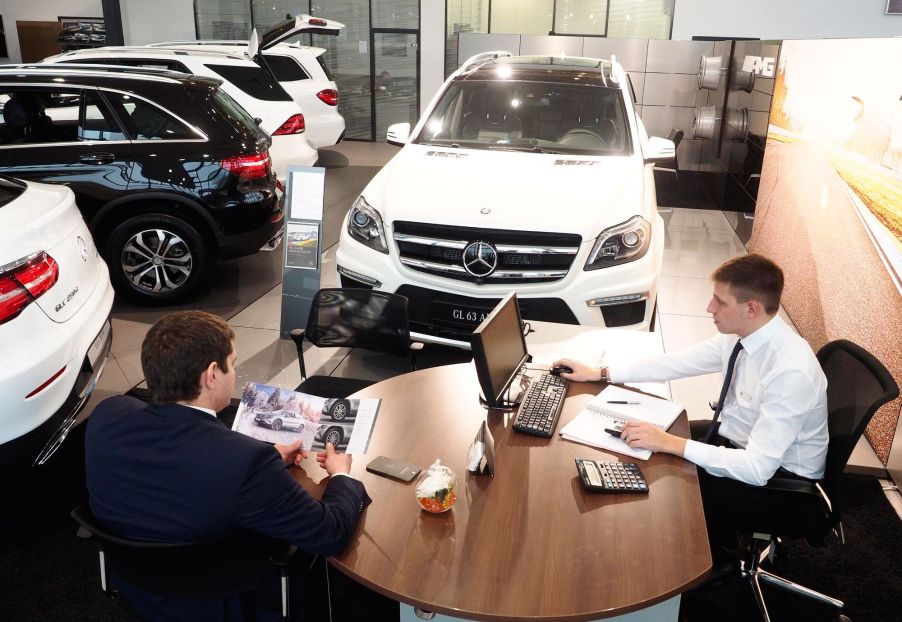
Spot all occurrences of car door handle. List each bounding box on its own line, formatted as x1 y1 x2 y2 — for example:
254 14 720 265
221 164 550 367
79 152 115 164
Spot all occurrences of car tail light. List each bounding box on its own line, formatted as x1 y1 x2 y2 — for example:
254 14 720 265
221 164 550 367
308 17 327 26
273 114 305 135
317 89 339 106
0 252 60 325
220 152 272 179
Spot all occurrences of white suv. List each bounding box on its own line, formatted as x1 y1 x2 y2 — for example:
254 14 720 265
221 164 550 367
42 46 316 181
152 14 346 149
336 53 674 346
0 176 114 467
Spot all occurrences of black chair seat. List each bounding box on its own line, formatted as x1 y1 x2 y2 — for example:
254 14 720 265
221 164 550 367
731 339 899 621
290 288 420 400
295 376 376 399
71 504 295 618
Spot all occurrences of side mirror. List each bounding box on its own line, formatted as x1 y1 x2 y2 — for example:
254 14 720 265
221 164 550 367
643 136 675 164
386 122 410 147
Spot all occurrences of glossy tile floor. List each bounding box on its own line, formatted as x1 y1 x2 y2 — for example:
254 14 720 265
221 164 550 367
83 141 893 506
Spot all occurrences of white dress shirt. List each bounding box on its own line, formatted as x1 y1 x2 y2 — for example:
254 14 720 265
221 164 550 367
609 315 828 485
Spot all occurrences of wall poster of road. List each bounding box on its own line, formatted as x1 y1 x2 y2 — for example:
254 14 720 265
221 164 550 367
750 39 902 463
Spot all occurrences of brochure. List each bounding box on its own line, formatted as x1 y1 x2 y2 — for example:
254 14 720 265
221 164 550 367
231 382 381 454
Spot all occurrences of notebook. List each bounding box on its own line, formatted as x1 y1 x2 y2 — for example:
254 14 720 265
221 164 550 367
559 385 684 460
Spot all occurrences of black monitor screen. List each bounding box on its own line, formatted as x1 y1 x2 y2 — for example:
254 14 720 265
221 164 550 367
471 292 529 408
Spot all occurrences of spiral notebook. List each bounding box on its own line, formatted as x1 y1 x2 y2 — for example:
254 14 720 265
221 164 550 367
559 385 684 460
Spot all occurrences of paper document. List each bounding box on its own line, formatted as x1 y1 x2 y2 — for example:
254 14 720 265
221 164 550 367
559 386 684 460
232 382 381 454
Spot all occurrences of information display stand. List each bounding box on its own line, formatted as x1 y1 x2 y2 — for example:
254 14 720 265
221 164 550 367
280 166 325 339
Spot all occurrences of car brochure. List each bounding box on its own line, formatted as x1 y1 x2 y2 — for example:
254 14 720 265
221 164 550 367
559 385 683 460
231 382 381 454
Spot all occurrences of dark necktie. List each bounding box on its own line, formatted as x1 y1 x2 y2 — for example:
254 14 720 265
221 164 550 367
702 340 744 443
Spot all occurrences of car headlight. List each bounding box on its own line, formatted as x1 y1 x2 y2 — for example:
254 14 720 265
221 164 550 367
347 195 388 254
584 215 651 270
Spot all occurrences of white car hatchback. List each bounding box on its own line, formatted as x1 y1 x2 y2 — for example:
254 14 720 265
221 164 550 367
0 177 114 467
152 14 346 149
336 53 674 346
42 45 316 181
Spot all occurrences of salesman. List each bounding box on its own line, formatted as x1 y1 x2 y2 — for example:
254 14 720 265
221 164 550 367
556 254 828 548
85 310 370 621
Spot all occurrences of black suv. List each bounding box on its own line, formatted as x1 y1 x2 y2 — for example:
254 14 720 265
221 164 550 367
0 64 282 303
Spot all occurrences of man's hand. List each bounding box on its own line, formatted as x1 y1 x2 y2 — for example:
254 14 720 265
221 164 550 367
620 421 687 457
275 440 308 466
553 358 602 383
317 442 352 476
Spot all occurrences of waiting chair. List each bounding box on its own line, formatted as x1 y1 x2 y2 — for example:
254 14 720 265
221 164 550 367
71 504 296 620
737 339 898 622
290 288 422 399
654 129 683 191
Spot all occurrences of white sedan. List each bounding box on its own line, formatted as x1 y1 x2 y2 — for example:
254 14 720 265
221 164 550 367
0 177 114 467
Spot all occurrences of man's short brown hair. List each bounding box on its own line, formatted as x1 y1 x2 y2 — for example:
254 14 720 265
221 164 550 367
711 254 784 315
141 311 235 404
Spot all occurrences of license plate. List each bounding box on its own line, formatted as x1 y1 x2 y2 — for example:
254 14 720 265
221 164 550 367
433 302 493 327
87 319 111 369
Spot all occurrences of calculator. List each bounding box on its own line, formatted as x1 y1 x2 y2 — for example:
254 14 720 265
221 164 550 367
575 459 648 493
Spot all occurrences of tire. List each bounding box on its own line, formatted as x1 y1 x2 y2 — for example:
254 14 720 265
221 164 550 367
323 427 343 446
105 214 208 304
271 419 282 431
328 399 351 421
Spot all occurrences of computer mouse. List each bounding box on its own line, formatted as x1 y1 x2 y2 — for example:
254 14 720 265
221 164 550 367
550 365 573 376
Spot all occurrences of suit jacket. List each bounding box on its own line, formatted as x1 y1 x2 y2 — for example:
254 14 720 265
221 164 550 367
85 395 370 621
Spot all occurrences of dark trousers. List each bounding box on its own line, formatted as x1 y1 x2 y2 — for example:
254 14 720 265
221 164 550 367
688 420 820 553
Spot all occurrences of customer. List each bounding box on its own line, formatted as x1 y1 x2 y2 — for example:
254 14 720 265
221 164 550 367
85 310 370 621
556 254 828 547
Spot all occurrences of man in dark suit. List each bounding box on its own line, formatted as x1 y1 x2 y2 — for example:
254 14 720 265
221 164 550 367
85 310 370 621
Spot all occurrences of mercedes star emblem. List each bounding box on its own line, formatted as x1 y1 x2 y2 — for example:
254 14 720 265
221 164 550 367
76 236 88 262
462 241 498 278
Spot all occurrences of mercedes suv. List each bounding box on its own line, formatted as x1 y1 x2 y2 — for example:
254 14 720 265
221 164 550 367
335 53 674 346
0 65 282 303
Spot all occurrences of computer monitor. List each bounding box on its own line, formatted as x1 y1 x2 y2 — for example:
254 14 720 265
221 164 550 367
471 292 529 409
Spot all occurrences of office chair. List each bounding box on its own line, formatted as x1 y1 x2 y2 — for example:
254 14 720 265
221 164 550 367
290 288 422 399
71 504 296 620
737 339 898 622
654 129 683 191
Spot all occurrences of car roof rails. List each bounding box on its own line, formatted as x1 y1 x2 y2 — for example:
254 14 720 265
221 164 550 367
458 50 512 75
609 54 626 86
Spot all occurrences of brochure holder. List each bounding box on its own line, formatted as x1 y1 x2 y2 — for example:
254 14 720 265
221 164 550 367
280 166 325 339
467 420 495 476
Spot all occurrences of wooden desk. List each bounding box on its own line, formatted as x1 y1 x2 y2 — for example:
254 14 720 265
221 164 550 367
294 364 711 621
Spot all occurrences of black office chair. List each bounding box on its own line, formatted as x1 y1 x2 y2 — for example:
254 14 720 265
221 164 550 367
290 288 422 399
654 129 684 191
71 504 296 620
736 339 898 622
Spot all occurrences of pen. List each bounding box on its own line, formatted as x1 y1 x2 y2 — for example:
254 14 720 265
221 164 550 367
606 400 640 404
604 428 623 438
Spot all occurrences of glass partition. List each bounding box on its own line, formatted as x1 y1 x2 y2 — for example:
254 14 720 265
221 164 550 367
554 0 608 35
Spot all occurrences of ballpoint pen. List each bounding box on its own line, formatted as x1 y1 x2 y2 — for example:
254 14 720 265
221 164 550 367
606 400 640 404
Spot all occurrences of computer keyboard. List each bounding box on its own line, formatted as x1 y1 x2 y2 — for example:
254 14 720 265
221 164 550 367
513 371 567 437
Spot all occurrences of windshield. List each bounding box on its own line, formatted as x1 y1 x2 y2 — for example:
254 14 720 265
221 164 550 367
413 80 631 155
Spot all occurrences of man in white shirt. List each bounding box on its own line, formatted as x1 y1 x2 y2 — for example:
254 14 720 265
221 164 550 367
556 254 828 547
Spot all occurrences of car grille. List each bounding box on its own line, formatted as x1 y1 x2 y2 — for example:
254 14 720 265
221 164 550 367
392 221 581 284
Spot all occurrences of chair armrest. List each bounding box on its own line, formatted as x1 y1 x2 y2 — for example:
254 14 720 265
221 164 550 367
289 329 308 379
761 477 819 495
269 544 297 568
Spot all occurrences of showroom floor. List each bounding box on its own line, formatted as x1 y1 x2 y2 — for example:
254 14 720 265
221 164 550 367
82 140 899 516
